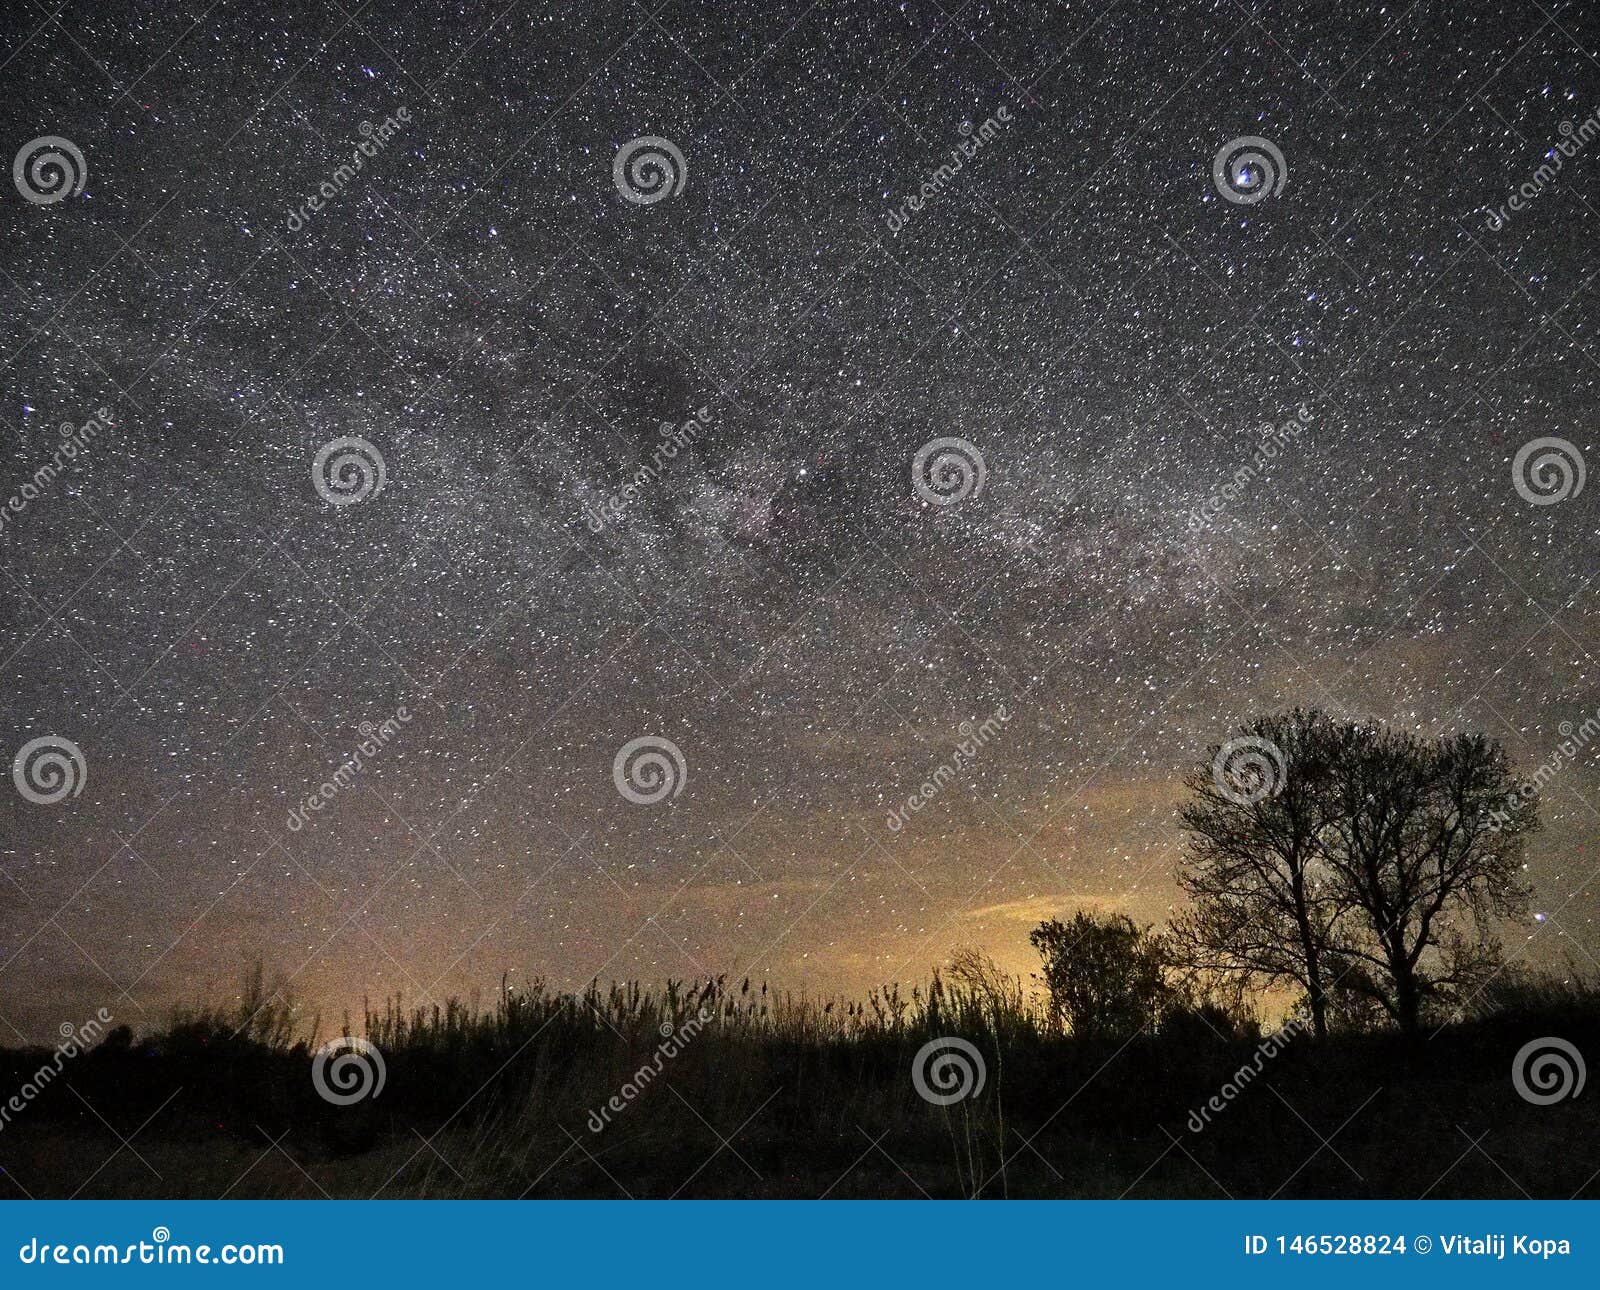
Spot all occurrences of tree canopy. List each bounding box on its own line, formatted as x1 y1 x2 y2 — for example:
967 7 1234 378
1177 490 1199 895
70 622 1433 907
1169 708 1536 1036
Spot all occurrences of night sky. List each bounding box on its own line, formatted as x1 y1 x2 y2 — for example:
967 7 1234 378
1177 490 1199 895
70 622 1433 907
3 0 1599 1041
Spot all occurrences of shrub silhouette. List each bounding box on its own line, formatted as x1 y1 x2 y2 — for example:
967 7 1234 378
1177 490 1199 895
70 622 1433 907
1028 912 1171 1041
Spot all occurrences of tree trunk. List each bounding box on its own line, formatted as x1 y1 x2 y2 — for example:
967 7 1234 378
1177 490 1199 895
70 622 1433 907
1306 964 1328 1039
1394 965 1421 1038
1292 885 1328 1040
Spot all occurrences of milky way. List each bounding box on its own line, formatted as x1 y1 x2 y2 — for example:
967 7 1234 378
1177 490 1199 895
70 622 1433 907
2 0 1598 1038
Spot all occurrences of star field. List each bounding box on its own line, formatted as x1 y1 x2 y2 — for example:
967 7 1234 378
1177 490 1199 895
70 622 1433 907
2 0 1599 1038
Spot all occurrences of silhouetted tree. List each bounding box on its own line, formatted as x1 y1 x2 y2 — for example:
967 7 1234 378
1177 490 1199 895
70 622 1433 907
1173 710 1536 1038
1029 911 1169 1041
1172 708 1349 1038
1316 726 1534 1035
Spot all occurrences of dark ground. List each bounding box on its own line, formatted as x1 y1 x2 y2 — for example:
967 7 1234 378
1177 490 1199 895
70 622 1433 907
1 979 1594 1199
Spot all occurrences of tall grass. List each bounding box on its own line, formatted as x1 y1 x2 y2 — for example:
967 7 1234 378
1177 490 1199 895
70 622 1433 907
2 963 1595 1198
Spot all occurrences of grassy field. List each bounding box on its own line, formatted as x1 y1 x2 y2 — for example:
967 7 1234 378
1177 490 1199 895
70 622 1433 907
1 971 1595 1199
